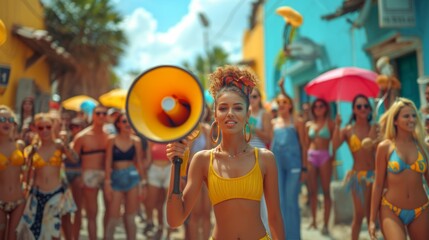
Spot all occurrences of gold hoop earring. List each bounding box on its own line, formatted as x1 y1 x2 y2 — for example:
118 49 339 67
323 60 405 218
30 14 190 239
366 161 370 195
243 122 251 143
210 121 220 144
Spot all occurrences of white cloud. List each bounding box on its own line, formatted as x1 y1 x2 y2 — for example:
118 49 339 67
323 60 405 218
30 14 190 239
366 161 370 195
117 0 254 89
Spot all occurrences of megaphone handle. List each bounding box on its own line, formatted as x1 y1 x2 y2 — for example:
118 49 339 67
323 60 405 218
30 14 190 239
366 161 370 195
172 156 183 194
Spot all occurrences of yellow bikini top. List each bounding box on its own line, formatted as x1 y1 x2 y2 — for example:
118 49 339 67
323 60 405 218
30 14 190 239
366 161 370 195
32 149 63 168
0 149 25 170
207 147 263 206
348 134 362 153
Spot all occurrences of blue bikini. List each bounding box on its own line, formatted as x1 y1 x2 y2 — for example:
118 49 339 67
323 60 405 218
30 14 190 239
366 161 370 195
308 122 331 140
382 147 428 225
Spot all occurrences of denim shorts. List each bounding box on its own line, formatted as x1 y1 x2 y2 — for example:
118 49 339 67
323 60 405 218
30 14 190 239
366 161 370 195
65 169 81 184
111 165 140 192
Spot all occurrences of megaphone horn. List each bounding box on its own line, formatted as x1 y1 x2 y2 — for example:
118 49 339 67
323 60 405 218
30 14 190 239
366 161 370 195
126 65 204 143
126 65 204 194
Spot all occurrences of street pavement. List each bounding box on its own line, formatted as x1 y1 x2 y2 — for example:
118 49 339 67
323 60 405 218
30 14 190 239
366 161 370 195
77 189 381 240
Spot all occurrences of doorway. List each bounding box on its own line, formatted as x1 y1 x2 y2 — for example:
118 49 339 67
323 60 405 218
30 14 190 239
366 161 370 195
392 51 420 108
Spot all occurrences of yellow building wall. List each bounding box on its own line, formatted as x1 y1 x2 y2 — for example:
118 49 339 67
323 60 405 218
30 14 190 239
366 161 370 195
0 0 50 109
242 6 265 101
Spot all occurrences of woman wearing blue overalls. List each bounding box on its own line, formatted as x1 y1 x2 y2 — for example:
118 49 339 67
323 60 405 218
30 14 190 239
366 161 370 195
270 79 307 240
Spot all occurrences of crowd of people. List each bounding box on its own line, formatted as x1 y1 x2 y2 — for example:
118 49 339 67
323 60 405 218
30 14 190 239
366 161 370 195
0 64 428 240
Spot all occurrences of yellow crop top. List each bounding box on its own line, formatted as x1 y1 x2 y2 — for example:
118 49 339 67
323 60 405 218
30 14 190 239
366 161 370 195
32 150 63 168
0 149 25 171
207 147 263 206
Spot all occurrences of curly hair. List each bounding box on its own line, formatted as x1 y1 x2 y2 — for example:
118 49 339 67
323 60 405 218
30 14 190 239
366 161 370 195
208 65 258 108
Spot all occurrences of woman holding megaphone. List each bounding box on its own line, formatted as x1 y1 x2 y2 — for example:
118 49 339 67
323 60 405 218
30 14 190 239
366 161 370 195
166 65 284 239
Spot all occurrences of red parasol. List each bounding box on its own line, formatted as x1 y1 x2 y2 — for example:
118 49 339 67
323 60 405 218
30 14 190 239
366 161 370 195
304 67 379 102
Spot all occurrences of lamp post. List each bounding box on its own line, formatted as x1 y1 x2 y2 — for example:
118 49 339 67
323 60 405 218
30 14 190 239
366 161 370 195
198 12 211 88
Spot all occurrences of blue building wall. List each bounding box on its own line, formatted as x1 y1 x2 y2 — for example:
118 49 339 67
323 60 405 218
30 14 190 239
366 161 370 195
262 0 428 179
264 0 372 99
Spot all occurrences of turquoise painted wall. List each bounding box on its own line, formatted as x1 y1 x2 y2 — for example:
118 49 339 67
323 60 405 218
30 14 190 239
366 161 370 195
263 0 428 179
264 0 372 99
264 0 373 179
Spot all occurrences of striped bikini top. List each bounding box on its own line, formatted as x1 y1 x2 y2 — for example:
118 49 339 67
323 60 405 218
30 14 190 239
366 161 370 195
207 147 263 206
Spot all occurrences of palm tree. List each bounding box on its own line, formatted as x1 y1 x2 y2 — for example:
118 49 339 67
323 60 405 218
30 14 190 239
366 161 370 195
44 0 127 99
182 45 230 89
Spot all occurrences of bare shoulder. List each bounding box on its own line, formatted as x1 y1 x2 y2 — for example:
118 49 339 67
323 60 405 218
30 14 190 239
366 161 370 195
106 137 115 145
378 139 392 150
262 110 271 118
192 149 212 162
131 135 141 143
258 147 273 155
342 124 353 135
189 149 212 170
258 148 275 162
74 126 92 139
257 148 276 175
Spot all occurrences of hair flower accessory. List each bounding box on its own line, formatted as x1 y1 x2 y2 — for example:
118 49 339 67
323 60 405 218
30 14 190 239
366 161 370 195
223 75 256 96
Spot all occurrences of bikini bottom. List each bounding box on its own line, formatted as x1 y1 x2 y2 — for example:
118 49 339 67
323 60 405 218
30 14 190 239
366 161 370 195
343 170 374 203
0 198 25 213
382 196 429 225
308 149 330 168
210 232 271 240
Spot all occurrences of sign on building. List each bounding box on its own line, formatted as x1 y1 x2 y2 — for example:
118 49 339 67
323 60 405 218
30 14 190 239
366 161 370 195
0 64 11 95
378 0 416 28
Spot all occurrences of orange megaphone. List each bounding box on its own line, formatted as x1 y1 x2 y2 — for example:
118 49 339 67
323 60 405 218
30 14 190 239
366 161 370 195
126 65 204 143
126 66 204 194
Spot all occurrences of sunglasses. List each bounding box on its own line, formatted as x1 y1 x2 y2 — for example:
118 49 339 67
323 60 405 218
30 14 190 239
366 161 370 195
0 117 15 123
356 104 370 110
70 124 83 130
313 104 325 109
277 99 290 105
250 95 259 99
37 125 52 131
95 111 107 116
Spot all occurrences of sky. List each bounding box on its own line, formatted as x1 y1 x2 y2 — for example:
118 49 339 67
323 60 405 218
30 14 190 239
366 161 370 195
112 0 255 89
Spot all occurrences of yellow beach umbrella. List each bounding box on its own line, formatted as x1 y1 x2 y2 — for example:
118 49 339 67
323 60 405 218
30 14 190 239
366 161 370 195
99 88 127 110
62 95 98 112
0 19 7 46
